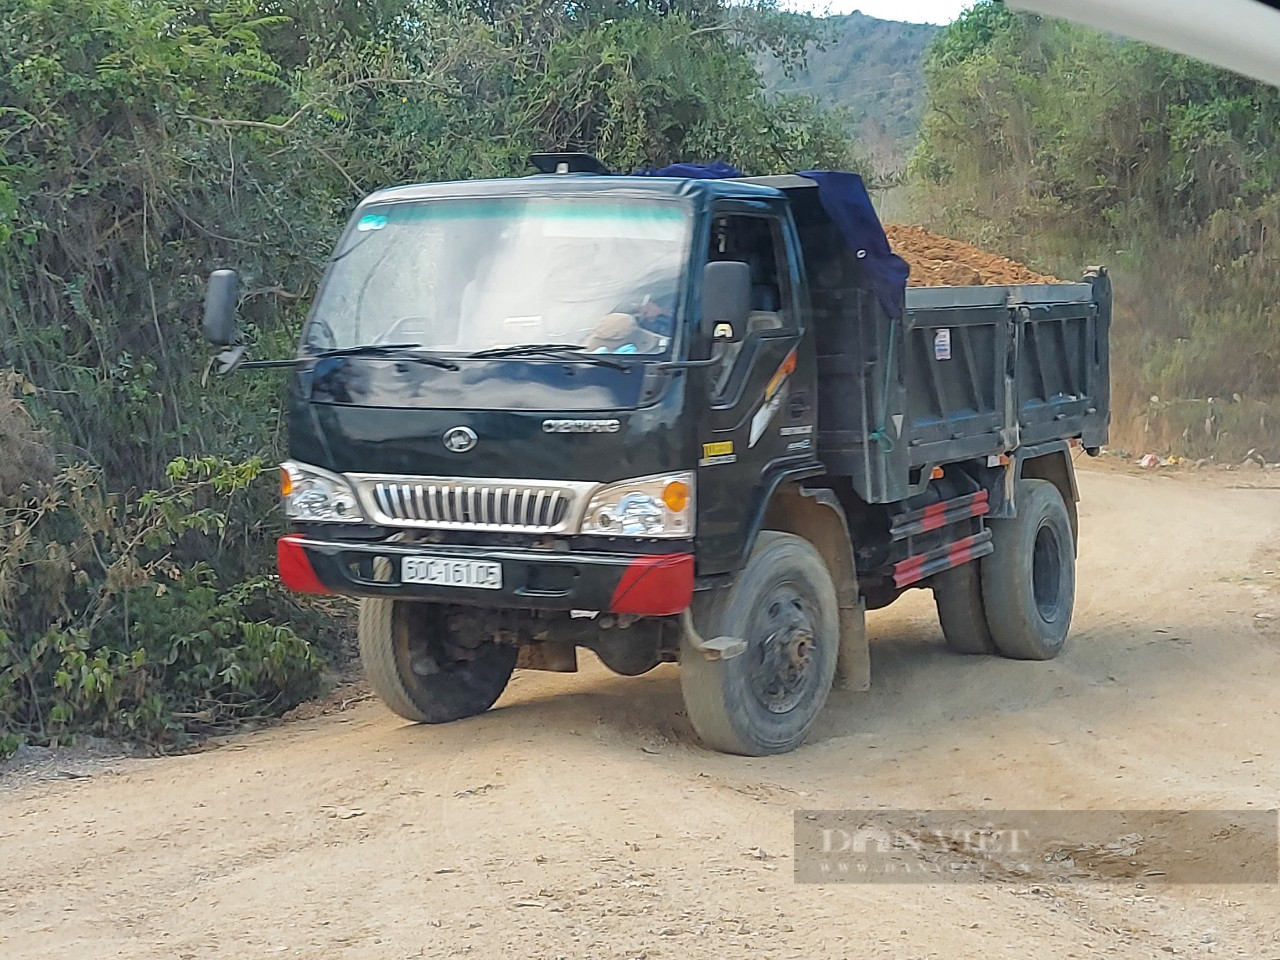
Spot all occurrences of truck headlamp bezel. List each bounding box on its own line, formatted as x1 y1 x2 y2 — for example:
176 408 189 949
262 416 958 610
281 461 365 524
580 472 695 539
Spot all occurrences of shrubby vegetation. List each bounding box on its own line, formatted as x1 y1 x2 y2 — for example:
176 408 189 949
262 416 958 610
911 1 1280 458
0 436 328 753
0 0 855 751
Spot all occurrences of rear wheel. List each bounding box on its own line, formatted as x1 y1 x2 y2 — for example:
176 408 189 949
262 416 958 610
932 562 997 655
359 598 517 723
679 532 839 756
980 479 1075 660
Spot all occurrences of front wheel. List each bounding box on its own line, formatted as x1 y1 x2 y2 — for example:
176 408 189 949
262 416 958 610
679 532 839 756
359 599 517 723
980 479 1076 660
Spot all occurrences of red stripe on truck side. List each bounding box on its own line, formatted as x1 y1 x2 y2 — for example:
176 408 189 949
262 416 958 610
916 489 990 533
893 532 989 589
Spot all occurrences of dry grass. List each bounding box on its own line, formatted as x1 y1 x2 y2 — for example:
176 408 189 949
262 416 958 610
0 371 56 499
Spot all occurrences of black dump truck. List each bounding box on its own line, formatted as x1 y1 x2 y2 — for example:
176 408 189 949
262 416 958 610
202 153 1111 756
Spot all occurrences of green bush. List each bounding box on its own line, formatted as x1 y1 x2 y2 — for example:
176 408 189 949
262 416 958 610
0 450 328 752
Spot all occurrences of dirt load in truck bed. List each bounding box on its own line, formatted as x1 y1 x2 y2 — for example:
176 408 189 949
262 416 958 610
885 223 1061 286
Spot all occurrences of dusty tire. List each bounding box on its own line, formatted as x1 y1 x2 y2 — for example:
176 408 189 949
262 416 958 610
980 479 1075 660
932 562 997 655
679 532 839 756
359 598 516 723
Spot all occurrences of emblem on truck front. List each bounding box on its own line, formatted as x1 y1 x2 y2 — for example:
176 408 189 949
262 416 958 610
442 426 478 452
541 419 622 433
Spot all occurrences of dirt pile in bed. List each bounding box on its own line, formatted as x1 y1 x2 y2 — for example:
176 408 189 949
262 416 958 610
885 224 1061 286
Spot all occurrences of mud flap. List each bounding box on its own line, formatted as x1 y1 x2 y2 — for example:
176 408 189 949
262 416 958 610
833 596 870 692
679 609 748 661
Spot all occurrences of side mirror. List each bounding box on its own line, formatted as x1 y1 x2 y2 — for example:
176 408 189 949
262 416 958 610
701 260 750 344
203 269 240 346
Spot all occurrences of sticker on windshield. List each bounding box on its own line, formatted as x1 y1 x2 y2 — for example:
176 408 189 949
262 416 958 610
356 214 388 232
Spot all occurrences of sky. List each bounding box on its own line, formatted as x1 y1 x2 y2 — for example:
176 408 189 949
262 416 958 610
780 0 973 24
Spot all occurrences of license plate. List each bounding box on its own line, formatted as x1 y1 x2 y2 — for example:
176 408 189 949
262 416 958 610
401 556 503 590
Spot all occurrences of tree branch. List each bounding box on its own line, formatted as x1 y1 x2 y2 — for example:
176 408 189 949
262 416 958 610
243 284 310 301
178 106 310 133
314 144 363 195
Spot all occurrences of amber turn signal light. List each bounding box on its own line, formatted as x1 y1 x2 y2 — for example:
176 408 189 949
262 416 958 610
662 480 690 513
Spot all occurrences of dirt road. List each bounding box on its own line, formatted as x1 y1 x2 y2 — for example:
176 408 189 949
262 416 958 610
4 465 1280 959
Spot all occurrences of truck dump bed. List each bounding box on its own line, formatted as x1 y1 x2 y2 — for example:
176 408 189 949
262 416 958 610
764 175 1111 505
902 280 1108 461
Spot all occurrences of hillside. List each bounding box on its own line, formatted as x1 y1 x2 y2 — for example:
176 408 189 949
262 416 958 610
759 12 939 170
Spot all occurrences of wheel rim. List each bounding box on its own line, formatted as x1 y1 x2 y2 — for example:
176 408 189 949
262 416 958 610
747 581 820 714
1031 521 1065 622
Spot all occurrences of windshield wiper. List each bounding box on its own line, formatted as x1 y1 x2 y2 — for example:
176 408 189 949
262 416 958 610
467 343 628 370
325 230 375 265
469 343 589 357
307 343 460 370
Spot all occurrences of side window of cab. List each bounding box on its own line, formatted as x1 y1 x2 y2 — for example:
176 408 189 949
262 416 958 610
708 212 795 397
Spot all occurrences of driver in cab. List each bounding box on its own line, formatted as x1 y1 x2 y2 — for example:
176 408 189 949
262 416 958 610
586 289 676 355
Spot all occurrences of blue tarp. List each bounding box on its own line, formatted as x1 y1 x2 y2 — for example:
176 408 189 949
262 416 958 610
632 160 745 180
632 162 909 318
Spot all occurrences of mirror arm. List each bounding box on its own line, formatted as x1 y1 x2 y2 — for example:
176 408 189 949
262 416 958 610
212 345 299 376
652 340 731 371
240 359 304 369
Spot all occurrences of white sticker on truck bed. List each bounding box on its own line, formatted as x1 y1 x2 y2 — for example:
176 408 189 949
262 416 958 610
934 328 952 361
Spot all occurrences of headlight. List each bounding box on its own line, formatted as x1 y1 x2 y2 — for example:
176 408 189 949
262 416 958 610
281 461 364 523
581 473 694 538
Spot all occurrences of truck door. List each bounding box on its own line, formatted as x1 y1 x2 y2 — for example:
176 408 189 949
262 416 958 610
696 203 818 574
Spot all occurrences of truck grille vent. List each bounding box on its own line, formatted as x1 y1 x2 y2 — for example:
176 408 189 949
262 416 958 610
355 478 587 533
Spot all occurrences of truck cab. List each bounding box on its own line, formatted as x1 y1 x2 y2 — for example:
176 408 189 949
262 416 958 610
203 154 1111 756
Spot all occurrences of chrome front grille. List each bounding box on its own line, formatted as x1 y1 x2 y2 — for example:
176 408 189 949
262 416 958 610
350 475 597 533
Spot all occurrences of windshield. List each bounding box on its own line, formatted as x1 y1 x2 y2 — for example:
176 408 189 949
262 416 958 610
305 196 691 357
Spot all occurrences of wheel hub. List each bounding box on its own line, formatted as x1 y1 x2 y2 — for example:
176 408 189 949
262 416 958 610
750 586 819 714
787 631 813 668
